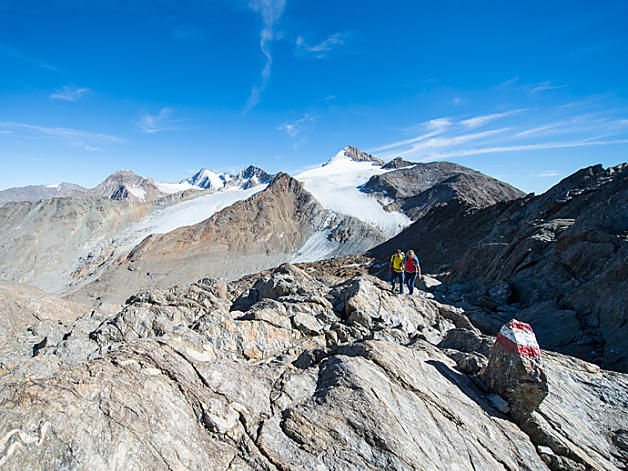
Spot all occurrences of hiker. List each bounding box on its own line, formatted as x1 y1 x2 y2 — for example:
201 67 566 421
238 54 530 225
403 249 421 295
388 248 405 293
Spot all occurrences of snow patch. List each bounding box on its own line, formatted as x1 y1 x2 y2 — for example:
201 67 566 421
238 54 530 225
291 230 340 264
46 184 60 189
119 184 267 249
154 181 199 194
127 186 146 202
296 150 411 237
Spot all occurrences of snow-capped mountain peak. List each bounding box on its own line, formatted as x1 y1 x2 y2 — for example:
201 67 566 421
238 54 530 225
184 168 231 190
296 147 411 237
325 146 384 166
229 166 273 190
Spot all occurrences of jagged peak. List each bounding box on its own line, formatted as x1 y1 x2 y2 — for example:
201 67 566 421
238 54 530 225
381 157 415 170
264 171 309 195
109 170 140 178
324 146 384 166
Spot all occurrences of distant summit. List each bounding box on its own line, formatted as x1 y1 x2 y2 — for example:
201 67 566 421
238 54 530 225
230 165 273 190
0 182 89 206
381 157 414 169
325 146 384 166
93 170 163 203
185 169 231 190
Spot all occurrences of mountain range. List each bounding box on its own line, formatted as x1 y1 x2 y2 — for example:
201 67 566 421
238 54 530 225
0 165 274 206
0 146 523 304
0 145 627 471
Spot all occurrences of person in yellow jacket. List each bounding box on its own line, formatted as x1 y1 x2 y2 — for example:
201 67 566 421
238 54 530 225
388 248 405 293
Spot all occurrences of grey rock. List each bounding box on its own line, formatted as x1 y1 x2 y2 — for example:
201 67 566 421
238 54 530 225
0 263 626 471
488 393 510 413
415 274 442 290
347 309 372 328
448 350 488 375
291 312 324 336
438 327 493 357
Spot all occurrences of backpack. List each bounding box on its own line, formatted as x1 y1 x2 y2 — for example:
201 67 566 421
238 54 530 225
405 255 417 272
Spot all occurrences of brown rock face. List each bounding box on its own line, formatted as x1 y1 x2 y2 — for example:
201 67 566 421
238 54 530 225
92 170 165 202
482 319 549 417
68 173 385 304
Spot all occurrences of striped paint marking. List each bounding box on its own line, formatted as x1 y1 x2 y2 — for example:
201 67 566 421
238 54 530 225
496 321 541 358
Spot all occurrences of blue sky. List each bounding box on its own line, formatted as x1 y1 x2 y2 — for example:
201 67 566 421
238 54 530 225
1 0 627 194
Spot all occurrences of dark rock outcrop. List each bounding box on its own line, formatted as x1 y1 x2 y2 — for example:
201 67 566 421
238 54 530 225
370 163 628 371
341 145 384 165
381 157 415 169
363 161 524 220
92 170 165 202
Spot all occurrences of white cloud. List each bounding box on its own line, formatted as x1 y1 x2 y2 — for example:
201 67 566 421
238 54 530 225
243 0 286 115
536 170 562 177
84 145 101 151
277 114 315 137
521 80 567 94
405 128 513 155
499 76 519 87
296 32 347 58
460 109 524 128
0 43 57 71
50 86 89 101
369 131 441 153
419 138 628 160
424 118 452 130
0 121 123 143
138 107 186 134
371 118 452 153
514 121 570 137
452 97 465 106
372 102 628 164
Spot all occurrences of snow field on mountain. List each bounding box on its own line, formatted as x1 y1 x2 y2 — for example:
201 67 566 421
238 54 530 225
127 186 146 202
296 151 411 237
291 230 339 263
119 185 267 248
154 181 198 194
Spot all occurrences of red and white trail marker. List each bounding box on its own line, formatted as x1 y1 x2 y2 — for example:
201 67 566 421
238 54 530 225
496 320 541 359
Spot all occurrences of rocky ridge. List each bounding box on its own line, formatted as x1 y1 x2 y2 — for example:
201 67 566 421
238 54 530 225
363 161 524 220
0 147 524 306
370 163 628 371
340 145 384 165
0 263 626 470
0 182 90 207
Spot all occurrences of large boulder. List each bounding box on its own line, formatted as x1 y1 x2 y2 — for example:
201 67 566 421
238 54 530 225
481 319 549 417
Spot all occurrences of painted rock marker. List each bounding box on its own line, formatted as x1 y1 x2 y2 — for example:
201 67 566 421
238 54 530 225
482 319 548 417
496 320 542 358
